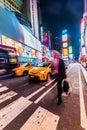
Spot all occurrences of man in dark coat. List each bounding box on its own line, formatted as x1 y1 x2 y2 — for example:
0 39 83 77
52 50 66 105
56 58 66 105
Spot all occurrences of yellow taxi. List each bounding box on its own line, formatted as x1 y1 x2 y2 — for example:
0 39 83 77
29 62 53 81
12 63 36 76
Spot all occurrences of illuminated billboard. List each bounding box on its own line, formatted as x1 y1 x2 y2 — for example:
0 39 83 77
21 26 41 52
2 35 22 56
62 29 69 58
62 48 68 56
69 46 72 54
62 42 68 48
0 5 24 43
1 35 35 58
62 34 68 42
44 32 48 47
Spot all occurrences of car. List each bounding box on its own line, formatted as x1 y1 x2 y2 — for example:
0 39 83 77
29 62 53 81
0 57 20 76
12 63 36 76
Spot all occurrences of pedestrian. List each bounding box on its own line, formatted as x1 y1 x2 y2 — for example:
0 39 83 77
52 50 66 105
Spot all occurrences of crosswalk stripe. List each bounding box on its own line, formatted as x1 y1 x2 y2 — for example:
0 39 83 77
20 106 59 130
0 86 9 92
34 82 57 104
0 91 18 103
26 79 55 100
45 79 55 87
0 81 58 130
40 109 59 130
0 97 32 130
20 106 48 130
0 84 2 87
26 86 45 100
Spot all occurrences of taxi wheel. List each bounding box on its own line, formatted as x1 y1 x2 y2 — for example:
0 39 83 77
23 70 28 76
46 73 51 80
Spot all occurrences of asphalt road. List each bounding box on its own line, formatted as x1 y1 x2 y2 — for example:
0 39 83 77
0 63 87 130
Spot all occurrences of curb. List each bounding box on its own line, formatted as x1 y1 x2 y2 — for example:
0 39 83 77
80 64 87 83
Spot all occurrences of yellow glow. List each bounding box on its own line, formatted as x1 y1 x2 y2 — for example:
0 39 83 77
8 0 21 10
2 35 22 56
62 48 68 56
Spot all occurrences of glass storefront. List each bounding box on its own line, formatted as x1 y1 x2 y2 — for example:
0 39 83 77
1 35 41 63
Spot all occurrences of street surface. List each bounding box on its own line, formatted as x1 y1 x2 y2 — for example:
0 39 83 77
0 63 87 130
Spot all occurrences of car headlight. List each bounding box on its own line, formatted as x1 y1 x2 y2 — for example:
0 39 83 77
16 69 21 72
40 70 46 74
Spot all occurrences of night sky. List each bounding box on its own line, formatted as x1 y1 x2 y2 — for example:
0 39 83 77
39 0 84 58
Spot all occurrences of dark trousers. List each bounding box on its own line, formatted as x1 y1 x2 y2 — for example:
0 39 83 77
57 78 62 102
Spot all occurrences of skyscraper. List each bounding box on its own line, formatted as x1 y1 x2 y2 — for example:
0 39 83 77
29 0 39 39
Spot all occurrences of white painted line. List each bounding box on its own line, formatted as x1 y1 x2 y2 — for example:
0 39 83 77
0 91 18 103
79 66 87 130
20 106 48 130
0 97 32 130
19 83 29 88
34 82 57 104
45 79 55 87
26 86 45 100
0 86 9 92
0 84 2 87
40 108 60 130
26 79 55 100
66 65 73 74
20 106 60 130
80 64 87 83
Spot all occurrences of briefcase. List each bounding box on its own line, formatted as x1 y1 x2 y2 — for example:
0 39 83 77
62 80 69 94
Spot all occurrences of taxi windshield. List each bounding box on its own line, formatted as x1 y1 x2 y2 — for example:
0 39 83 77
37 62 48 67
21 63 30 67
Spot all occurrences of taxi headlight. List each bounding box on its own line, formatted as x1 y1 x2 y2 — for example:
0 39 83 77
16 69 21 72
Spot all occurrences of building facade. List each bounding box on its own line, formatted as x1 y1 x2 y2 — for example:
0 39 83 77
0 0 42 62
80 0 87 64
